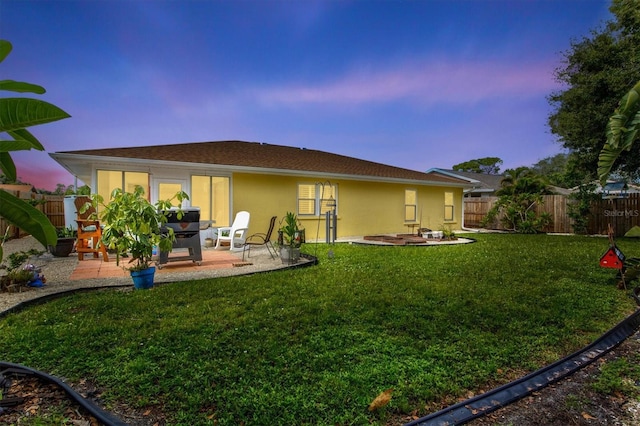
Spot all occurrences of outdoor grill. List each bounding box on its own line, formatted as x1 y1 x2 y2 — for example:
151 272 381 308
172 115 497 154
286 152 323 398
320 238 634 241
157 208 203 268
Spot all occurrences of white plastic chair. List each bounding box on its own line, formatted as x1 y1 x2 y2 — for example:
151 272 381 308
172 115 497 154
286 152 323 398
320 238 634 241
215 211 250 251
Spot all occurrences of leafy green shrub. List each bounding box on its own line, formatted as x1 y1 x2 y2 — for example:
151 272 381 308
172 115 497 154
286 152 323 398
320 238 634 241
481 167 553 233
567 183 599 234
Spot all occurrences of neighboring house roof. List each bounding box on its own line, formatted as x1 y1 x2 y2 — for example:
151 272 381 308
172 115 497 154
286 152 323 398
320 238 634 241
581 180 640 198
425 169 498 194
428 168 573 196
50 140 472 187
0 184 35 193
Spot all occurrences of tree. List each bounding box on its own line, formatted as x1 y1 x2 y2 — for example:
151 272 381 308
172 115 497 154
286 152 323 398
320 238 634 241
530 153 570 187
0 40 70 260
452 157 503 174
482 168 552 233
548 0 640 181
598 79 640 184
497 167 552 196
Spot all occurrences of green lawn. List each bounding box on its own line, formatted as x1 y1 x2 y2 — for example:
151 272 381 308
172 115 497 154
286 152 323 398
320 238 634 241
0 234 637 425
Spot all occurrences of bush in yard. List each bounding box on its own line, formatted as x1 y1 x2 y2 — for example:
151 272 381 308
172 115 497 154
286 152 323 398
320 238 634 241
567 183 599 234
481 167 553 233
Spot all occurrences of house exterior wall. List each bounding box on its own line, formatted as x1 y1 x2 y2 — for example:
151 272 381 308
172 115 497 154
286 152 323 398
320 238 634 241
86 163 464 240
232 172 463 240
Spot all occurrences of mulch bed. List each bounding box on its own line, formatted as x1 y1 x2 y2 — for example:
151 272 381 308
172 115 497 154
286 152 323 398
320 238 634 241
363 234 428 245
0 373 99 425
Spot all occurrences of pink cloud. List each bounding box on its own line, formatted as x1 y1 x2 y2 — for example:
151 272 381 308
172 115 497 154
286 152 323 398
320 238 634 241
12 151 77 191
254 58 561 107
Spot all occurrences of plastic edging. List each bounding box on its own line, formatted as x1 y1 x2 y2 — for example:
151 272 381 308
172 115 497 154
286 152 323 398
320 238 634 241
405 308 640 426
0 361 129 426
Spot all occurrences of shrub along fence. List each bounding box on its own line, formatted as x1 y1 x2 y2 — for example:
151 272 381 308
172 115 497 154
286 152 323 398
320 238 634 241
0 192 64 240
464 195 572 234
465 193 640 236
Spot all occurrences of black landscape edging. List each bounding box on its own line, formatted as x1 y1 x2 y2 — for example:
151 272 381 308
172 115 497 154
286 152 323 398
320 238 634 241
0 361 129 426
405 308 640 426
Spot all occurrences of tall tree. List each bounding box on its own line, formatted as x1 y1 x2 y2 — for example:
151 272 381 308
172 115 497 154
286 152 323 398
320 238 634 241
530 153 570 187
548 0 640 181
452 157 503 174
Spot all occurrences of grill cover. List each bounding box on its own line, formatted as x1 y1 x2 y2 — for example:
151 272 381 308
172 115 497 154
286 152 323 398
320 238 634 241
158 208 203 267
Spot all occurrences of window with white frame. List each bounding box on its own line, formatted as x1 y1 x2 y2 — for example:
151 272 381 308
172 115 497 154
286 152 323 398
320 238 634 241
96 170 149 203
405 189 417 222
191 175 230 226
297 183 338 216
444 191 454 221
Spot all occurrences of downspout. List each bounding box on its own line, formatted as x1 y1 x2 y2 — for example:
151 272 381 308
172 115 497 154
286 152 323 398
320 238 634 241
461 187 481 232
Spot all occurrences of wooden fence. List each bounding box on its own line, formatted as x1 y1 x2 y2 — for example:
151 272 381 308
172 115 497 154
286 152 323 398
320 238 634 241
465 193 640 236
587 194 640 236
464 195 572 234
0 192 64 240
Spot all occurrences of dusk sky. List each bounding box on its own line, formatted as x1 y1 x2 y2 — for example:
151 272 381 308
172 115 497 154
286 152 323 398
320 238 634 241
2 0 612 191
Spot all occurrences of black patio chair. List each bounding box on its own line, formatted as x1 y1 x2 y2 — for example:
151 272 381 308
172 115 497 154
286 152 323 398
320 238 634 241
242 216 277 261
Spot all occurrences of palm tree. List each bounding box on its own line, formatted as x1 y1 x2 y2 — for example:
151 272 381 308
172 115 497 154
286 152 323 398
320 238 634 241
497 167 550 196
598 80 640 185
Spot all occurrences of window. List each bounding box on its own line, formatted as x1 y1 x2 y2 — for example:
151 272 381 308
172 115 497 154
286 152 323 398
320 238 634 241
444 191 454 221
405 189 417 222
297 183 338 216
191 175 230 226
158 183 183 206
96 170 149 202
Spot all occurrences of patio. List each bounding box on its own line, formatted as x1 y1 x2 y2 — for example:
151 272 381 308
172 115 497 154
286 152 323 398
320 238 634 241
0 237 303 315
69 248 250 280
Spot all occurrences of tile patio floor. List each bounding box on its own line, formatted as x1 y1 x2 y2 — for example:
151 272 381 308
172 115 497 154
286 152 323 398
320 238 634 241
69 248 243 280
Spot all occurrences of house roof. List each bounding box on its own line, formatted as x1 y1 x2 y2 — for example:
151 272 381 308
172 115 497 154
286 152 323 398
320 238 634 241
425 168 499 193
51 140 472 187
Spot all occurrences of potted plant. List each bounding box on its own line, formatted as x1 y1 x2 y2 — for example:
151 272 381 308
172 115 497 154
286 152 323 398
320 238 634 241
0 249 46 293
440 226 457 241
92 185 188 289
277 212 305 264
49 226 76 257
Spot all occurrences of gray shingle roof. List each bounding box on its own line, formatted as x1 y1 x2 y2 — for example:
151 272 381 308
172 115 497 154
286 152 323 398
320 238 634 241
57 140 470 185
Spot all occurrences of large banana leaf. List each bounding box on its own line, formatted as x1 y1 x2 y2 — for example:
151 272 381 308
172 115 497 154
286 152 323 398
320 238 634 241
598 80 640 184
0 138 34 152
0 80 46 94
8 128 45 150
0 129 46 178
0 152 16 181
0 189 57 250
0 98 70 132
0 40 11 63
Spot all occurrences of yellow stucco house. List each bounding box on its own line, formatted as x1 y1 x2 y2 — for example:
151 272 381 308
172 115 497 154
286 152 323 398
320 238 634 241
50 140 473 240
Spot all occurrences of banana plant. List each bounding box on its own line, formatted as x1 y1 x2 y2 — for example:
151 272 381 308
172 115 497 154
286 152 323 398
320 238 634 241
0 40 71 260
597 80 640 185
